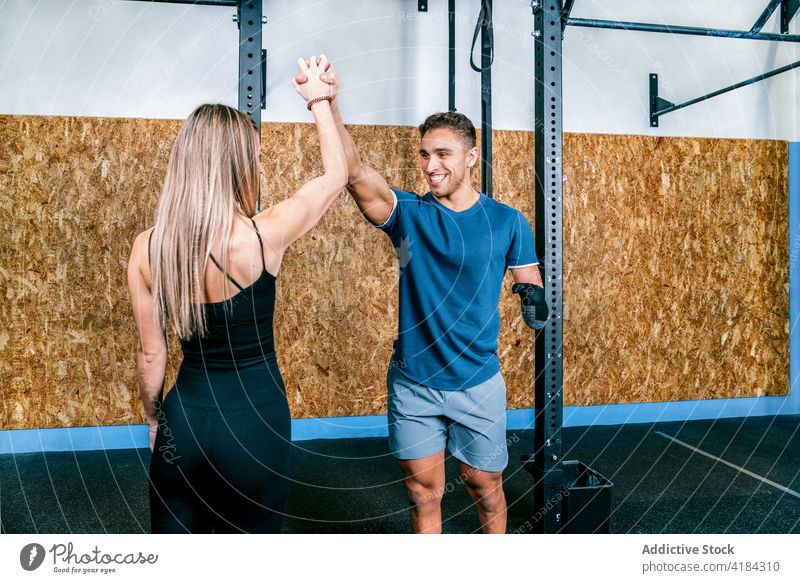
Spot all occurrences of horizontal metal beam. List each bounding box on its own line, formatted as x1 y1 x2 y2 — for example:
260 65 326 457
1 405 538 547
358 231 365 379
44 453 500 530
566 17 800 42
120 0 239 7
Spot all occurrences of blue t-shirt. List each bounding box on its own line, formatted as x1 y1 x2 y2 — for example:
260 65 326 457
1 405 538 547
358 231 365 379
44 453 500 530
378 188 538 390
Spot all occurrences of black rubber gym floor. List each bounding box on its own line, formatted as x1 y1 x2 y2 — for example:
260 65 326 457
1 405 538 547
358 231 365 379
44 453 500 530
2 415 799 534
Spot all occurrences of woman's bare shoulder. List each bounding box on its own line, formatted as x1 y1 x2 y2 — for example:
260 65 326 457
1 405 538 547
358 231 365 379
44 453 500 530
129 227 155 278
252 206 275 228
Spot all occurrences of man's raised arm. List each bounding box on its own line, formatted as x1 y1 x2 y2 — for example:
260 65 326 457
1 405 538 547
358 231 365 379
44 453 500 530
298 60 396 226
329 91 395 226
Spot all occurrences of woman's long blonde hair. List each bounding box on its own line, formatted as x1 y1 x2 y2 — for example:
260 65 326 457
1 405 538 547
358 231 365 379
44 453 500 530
149 103 260 339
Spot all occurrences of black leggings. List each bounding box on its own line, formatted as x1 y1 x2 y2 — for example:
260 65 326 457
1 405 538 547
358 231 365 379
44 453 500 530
148 363 291 533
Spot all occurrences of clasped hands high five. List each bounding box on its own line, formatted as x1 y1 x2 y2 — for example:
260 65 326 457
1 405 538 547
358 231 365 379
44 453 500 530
292 54 339 105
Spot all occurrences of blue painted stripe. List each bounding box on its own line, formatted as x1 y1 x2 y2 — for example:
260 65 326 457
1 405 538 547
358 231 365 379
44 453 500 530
2 143 797 456
0 425 142 454
292 414 388 440
2 394 797 455
564 394 798 426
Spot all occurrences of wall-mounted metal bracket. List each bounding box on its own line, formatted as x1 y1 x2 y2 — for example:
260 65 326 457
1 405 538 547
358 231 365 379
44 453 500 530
649 74 674 128
260 49 267 109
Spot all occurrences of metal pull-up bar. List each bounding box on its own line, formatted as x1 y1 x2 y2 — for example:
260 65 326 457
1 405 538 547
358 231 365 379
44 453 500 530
566 17 800 43
128 0 237 6
566 0 800 43
650 59 800 127
563 0 800 125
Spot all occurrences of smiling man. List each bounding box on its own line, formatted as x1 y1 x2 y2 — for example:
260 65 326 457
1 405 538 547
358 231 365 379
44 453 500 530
339 107 546 533
307 62 547 534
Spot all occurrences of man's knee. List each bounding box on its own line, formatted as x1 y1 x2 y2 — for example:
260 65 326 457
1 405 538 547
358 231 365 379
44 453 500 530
405 474 444 508
397 453 445 509
462 471 504 511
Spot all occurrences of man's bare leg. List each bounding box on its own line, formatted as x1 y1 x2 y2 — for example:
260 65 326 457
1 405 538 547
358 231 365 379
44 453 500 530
397 451 446 534
459 461 506 533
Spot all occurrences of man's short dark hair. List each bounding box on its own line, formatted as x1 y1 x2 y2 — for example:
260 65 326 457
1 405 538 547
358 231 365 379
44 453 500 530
418 112 476 149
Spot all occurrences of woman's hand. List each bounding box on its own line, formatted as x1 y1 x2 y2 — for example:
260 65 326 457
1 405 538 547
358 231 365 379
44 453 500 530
318 64 338 99
292 54 335 102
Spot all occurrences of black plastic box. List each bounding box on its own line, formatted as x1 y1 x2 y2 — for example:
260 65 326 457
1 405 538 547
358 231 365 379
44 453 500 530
560 460 614 534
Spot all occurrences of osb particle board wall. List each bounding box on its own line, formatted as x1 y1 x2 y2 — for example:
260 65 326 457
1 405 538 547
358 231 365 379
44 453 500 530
0 115 789 430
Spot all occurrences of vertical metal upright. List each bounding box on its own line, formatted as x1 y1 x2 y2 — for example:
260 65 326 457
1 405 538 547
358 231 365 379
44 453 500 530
782 0 800 34
449 0 456 111
236 0 264 128
235 0 264 210
529 0 564 534
480 0 493 198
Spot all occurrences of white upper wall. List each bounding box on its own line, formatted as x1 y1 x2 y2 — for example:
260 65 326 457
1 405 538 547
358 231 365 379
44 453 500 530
0 0 797 139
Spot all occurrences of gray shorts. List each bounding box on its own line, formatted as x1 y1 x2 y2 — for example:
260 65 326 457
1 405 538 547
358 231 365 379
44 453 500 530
386 367 508 472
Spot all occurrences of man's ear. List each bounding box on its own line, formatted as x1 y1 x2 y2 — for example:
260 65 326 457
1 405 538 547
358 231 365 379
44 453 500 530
466 146 479 168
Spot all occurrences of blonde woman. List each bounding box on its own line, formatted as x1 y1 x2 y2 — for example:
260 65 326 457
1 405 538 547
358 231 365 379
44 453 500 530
127 56 344 533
